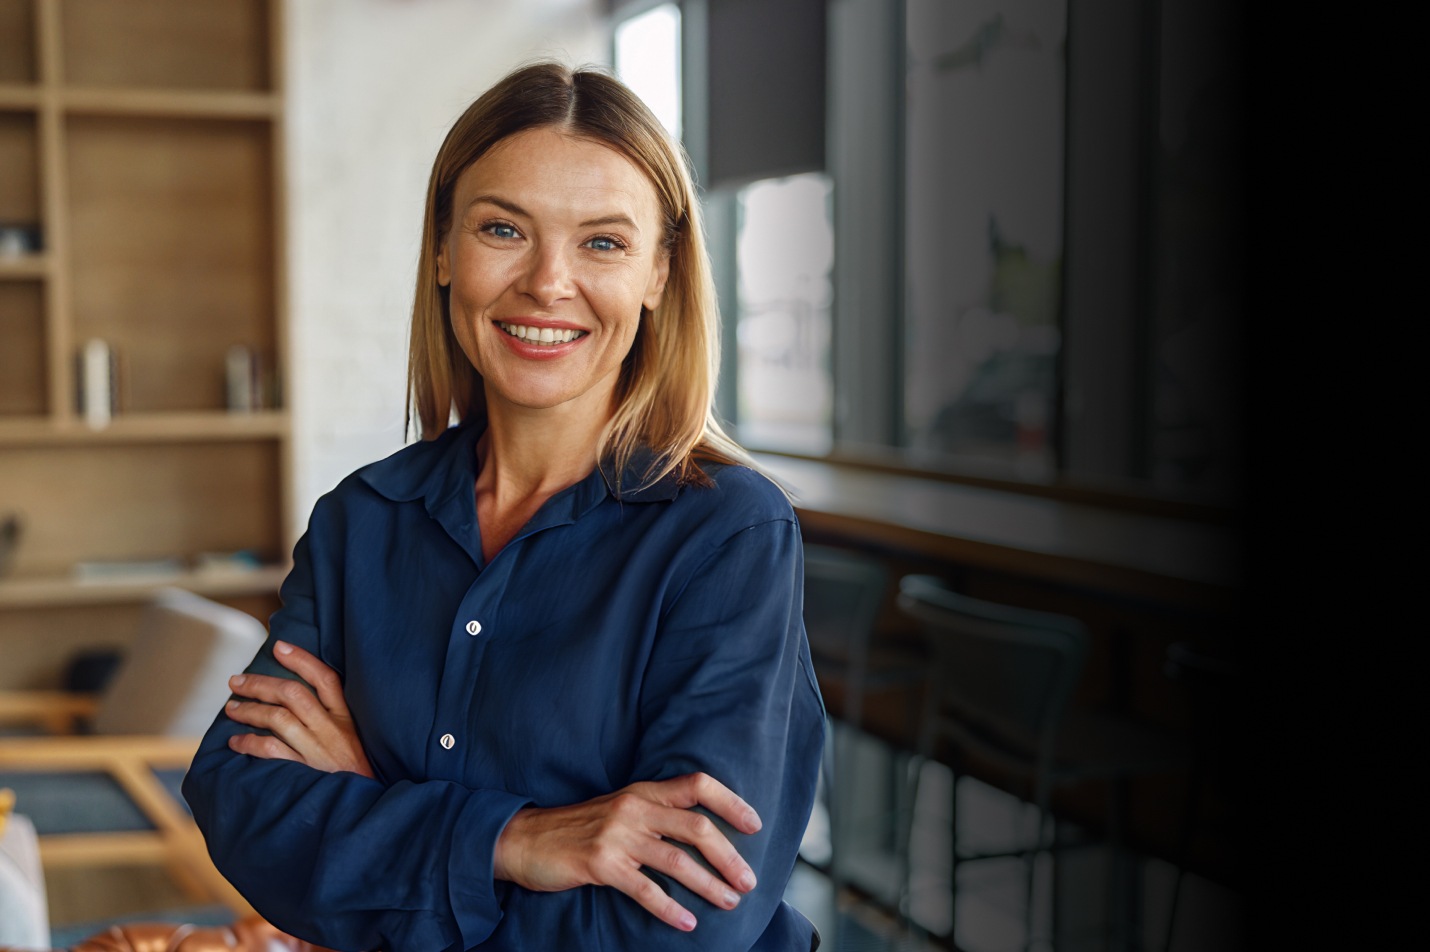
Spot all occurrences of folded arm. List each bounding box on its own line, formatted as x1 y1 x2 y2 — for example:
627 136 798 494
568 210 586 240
186 517 823 951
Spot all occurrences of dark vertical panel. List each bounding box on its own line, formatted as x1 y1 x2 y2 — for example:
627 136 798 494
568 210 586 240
1062 0 1144 482
706 0 826 189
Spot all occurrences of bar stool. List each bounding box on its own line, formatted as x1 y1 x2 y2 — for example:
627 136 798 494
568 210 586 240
800 544 925 913
895 574 1190 950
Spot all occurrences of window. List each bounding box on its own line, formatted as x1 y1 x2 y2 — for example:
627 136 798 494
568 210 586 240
903 0 1066 480
615 0 1244 508
734 173 835 454
612 2 682 140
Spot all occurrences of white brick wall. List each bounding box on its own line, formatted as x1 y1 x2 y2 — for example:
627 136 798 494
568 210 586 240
284 0 608 540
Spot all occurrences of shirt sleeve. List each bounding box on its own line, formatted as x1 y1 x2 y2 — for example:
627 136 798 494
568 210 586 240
476 516 826 951
182 524 533 952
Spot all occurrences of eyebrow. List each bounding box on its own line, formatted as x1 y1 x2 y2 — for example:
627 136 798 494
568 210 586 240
464 194 641 232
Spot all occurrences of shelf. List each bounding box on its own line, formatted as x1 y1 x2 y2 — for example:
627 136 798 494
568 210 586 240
0 254 49 279
0 564 287 609
1 0 288 685
61 88 280 119
0 411 288 446
0 86 280 119
0 85 40 110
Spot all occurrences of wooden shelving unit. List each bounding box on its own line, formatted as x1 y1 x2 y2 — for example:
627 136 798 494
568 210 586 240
0 0 289 689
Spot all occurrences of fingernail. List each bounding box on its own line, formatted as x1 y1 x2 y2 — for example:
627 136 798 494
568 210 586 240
739 871 756 891
226 699 239 709
275 641 292 655
746 810 762 832
229 675 245 687
722 889 740 908
678 912 696 931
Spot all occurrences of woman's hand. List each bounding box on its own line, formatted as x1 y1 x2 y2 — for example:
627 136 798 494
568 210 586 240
224 640 375 779
493 772 762 932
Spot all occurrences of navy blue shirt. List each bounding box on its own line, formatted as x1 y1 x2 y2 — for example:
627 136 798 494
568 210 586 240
183 422 825 951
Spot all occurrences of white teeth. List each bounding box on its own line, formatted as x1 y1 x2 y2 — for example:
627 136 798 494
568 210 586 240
497 323 584 345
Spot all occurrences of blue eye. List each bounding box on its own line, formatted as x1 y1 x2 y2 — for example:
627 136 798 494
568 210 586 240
485 222 519 240
587 236 623 252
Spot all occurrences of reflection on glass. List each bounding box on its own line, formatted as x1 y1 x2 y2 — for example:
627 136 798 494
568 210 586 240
613 3 682 140
903 0 1065 478
735 173 834 454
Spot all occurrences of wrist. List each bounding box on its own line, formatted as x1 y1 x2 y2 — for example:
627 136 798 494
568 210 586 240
493 806 532 883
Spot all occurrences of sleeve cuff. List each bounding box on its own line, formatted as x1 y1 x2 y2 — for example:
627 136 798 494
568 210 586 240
446 788 534 948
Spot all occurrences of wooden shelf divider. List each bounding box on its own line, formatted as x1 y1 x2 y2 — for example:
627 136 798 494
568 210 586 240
60 87 280 119
0 564 287 609
0 410 289 446
0 253 49 279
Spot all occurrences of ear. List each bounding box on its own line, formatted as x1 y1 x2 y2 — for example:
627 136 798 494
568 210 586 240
642 251 671 312
436 240 452 287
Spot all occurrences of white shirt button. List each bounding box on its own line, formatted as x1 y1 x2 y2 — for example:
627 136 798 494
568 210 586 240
465 620 482 636
440 733 455 749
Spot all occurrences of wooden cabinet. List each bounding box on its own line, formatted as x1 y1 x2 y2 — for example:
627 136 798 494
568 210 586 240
0 0 288 688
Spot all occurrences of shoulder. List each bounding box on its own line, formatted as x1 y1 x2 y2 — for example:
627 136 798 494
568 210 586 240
353 425 469 498
310 425 474 526
670 461 797 539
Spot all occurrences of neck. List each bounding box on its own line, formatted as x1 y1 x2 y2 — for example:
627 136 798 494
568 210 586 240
475 389 614 508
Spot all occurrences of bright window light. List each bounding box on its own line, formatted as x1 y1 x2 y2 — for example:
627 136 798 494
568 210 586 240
613 3 681 140
735 173 835 454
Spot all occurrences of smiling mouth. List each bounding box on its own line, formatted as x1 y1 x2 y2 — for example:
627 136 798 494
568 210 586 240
498 322 587 345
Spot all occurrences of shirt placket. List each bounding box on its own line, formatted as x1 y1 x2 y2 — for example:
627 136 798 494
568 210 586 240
424 553 513 781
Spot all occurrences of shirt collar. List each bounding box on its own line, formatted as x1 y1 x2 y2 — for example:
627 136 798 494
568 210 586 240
359 421 682 511
598 444 684 503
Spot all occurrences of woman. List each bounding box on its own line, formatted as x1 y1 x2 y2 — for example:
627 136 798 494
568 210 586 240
183 62 825 952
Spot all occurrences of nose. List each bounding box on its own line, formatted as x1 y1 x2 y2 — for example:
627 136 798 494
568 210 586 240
516 242 576 307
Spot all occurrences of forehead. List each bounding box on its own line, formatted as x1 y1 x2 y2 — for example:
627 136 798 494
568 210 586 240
454 126 663 222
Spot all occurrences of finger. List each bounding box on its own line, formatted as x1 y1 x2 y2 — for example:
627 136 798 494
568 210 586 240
271 641 351 716
603 862 698 932
223 696 278 729
662 804 757 895
228 731 305 764
228 674 330 734
651 772 763 836
225 697 320 753
635 835 744 912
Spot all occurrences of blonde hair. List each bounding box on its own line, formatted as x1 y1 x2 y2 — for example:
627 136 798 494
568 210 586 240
407 61 755 489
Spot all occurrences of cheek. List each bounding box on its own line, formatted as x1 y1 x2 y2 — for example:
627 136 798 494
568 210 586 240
446 288 488 367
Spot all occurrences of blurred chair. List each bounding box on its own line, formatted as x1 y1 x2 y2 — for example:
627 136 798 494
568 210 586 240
895 574 1189 951
0 587 267 918
1 791 49 949
800 544 925 913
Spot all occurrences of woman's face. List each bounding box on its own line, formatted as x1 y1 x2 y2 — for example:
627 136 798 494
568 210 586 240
438 126 670 419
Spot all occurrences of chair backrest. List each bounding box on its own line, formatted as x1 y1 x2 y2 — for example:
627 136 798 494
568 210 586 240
92 588 268 737
801 543 888 667
896 574 1087 756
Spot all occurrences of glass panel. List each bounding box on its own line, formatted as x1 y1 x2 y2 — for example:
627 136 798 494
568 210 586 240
1147 0 1244 502
613 3 682 140
735 173 834 454
903 0 1066 478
